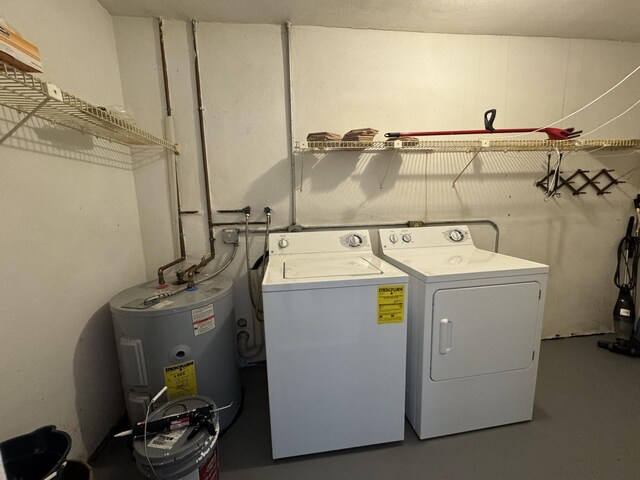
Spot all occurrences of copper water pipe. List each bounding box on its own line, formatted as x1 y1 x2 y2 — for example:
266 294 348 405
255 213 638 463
156 17 187 286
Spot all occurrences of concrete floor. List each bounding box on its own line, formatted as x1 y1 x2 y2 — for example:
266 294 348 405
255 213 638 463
93 335 640 479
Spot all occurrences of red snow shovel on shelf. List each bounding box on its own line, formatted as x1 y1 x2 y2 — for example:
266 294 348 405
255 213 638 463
384 109 582 141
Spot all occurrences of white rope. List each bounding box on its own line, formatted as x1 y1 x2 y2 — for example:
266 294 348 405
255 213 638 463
496 64 640 139
581 98 640 138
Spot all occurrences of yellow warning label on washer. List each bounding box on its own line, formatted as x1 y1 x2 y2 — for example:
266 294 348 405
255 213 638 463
377 285 405 324
164 360 198 400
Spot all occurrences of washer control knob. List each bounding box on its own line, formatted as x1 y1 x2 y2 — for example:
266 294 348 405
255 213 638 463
389 234 398 244
348 234 363 247
449 229 465 242
401 234 412 243
278 238 289 248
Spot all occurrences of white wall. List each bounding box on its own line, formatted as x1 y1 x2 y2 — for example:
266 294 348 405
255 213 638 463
0 0 146 458
113 20 640 346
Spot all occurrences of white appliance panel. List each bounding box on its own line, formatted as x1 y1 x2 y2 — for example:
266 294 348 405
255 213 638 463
380 225 474 250
377 225 549 440
262 229 408 458
430 282 540 381
269 230 372 255
264 284 407 459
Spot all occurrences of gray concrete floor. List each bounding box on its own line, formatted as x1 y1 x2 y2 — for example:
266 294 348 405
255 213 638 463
93 336 640 479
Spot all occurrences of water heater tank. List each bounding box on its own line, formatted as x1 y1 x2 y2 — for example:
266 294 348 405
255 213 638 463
110 276 241 431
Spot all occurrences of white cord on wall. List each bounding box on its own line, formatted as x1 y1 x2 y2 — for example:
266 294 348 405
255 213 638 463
497 64 640 139
581 98 640 138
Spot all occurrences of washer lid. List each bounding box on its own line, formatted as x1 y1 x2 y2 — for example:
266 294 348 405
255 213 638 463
263 253 408 292
284 256 383 279
383 247 548 282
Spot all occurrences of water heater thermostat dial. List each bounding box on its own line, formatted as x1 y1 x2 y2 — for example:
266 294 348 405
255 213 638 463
348 234 363 247
278 238 289 248
449 229 465 242
389 234 398 244
401 234 412 243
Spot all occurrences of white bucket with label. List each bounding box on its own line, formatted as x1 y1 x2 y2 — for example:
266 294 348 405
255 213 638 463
133 396 219 480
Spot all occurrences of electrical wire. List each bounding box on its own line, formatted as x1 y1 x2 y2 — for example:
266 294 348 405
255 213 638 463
496 64 640 139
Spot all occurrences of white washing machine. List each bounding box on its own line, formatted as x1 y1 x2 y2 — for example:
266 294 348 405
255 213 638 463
262 230 409 459
378 225 549 440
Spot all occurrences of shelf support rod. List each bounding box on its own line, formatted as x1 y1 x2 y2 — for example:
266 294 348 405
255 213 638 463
452 148 482 188
0 97 50 145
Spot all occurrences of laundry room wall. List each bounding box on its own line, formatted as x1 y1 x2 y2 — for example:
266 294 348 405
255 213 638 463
112 19 640 340
0 0 146 458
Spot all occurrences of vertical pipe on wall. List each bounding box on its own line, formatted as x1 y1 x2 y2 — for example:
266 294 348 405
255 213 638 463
284 22 298 227
164 118 182 260
191 19 216 260
156 17 187 285
158 17 173 117
158 17 178 251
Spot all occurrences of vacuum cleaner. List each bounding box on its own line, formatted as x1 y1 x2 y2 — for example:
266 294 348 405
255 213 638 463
597 195 640 356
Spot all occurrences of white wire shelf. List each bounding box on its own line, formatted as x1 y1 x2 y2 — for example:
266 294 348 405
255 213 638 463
0 60 179 153
295 139 640 153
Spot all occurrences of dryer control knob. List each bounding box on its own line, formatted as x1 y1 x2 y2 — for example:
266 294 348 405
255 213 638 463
449 230 465 242
278 238 289 248
401 233 412 243
389 234 398 244
348 234 363 247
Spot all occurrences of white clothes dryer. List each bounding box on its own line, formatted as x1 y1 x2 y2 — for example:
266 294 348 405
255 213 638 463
378 225 549 440
262 230 409 458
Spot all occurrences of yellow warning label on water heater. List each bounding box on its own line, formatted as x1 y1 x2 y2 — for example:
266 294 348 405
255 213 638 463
164 360 198 400
377 285 405 324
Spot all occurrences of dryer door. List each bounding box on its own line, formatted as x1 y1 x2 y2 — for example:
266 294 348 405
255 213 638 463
430 282 540 381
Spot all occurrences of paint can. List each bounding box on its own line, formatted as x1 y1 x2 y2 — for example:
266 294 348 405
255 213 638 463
133 396 219 480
